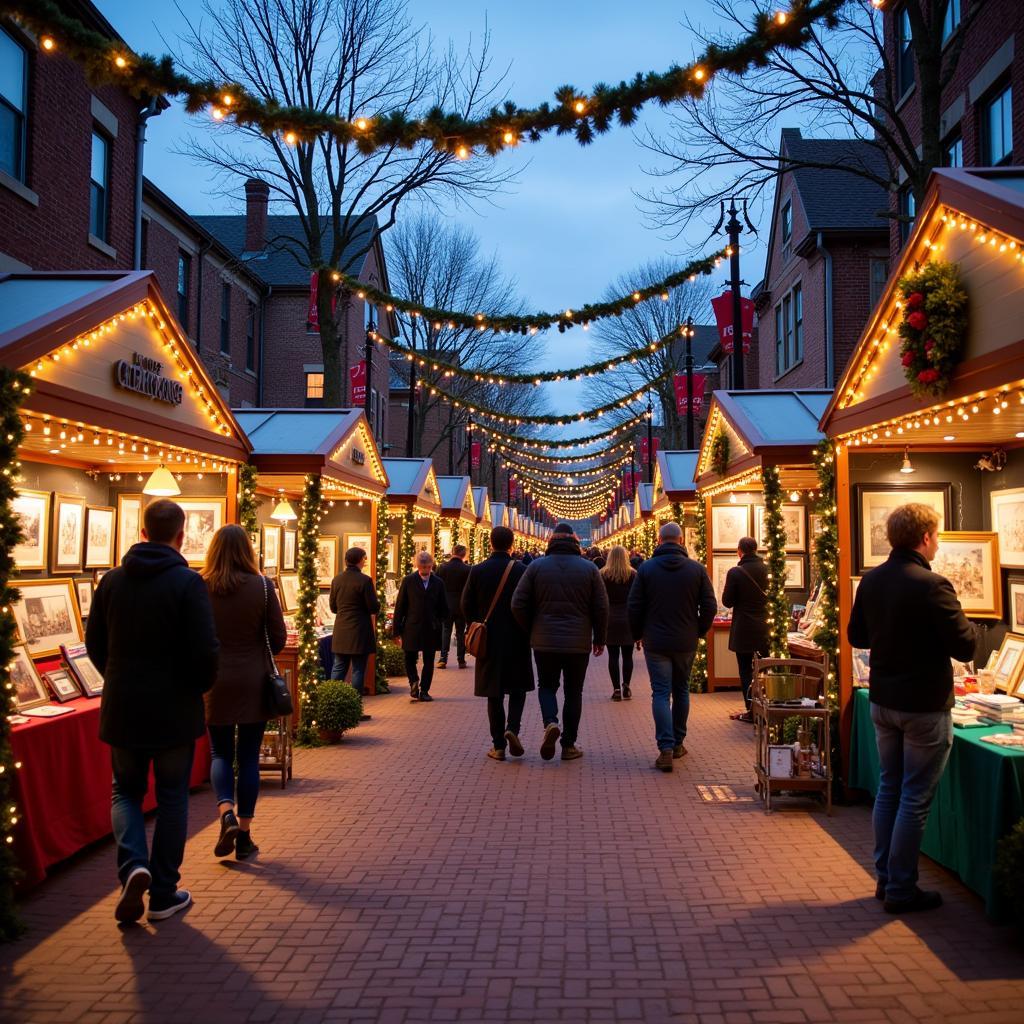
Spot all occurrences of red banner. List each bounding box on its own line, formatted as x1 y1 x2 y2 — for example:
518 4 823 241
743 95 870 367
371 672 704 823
349 360 366 406
307 272 338 333
710 291 754 354
508 477 518 501
471 442 481 469
639 437 660 465
673 372 706 414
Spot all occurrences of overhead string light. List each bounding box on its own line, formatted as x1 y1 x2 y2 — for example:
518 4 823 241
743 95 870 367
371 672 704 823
473 414 649 451
501 451 632 483
488 436 634 466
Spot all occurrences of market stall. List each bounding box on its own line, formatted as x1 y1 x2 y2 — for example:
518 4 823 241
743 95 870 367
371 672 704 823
471 486 492 562
634 483 656 555
3 269 251 885
383 457 442 578
652 450 699 533
435 475 477 559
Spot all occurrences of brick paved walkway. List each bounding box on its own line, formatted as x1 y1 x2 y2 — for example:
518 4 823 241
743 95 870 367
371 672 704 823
1 656 1022 1023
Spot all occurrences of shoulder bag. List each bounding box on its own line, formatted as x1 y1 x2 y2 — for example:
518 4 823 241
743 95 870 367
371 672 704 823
262 576 294 718
465 561 516 660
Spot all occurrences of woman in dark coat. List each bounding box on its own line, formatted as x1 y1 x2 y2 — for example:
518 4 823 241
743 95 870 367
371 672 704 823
461 525 535 760
600 545 637 700
329 546 380 695
721 536 770 723
202 525 287 860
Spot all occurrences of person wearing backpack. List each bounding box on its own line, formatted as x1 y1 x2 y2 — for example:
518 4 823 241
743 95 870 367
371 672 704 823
721 536 770 724
461 526 533 761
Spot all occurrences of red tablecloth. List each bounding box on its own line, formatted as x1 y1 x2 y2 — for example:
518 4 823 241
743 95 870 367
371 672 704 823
10 697 210 887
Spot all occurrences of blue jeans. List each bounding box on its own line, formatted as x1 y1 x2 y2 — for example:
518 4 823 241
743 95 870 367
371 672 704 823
535 651 589 747
644 651 694 752
208 723 266 819
870 703 953 901
111 743 195 901
331 653 369 694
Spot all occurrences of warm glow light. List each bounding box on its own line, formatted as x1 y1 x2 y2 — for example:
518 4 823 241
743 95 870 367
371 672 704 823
41 36 55 51
693 67 706 81
271 497 298 522
574 99 586 114
143 465 181 497
114 55 128 68
355 118 368 130
285 131 298 145
456 145 469 159
899 448 916 474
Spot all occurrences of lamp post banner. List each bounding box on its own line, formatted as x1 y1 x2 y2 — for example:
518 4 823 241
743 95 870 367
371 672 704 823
674 372 706 414
711 292 754 354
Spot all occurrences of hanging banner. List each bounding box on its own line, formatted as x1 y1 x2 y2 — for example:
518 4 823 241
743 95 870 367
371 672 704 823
307 271 338 332
509 477 518 501
349 360 366 405
639 437 660 465
622 470 634 499
471 442 481 469
673 373 707 414
710 291 754 354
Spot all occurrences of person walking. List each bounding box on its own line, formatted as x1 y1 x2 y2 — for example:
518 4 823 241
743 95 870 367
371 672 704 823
393 550 448 702
85 499 219 923
329 546 380 695
600 545 636 701
628 521 716 772
461 526 534 761
721 536 770 724
201 525 287 862
511 522 608 762
848 503 975 914
437 544 471 669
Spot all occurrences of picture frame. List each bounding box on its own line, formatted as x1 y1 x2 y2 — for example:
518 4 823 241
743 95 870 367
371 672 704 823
755 504 806 553
711 555 737 609
343 534 372 563
438 527 453 557
1008 574 1024 632
44 668 80 703
12 489 51 570
412 534 433 558
316 535 340 584
75 578 93 618
852 648 871 686
931 531 1002 619
51 493 86 573
854 484 952 572
116 494 143 563
711 504 750 551
11 578 85 658
387 534 399 575
989 488 1024 568
8 645 49 710
277 573 300 613
262 524 281 571
990 632 1024 693
810 513 824 540
784 556 805 589
316 591 335 627
84 505 115 569
282 529 297 571
61 643 105 698
683 526 699 555
178 498 226 567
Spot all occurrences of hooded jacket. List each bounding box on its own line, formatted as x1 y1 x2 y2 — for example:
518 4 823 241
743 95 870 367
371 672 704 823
627 542 717 654
86 542 219 749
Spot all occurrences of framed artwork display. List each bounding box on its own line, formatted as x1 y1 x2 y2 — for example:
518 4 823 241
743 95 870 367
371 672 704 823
262 525 281 570
784 556 805 589
344 534 372 562
438 527 453 556
11 578 84 658
755 504 806 552
9 646 49 710
852 649 871 686
711 505 749 550
282 530 297 571
387 535 399 574
75 578 93 618
854 484 952 572
931 531 1002 619
412 534 433 557
316 591 335 627
684 526 699 555
810 514 824 540
116 494 143 563
44 668 80 703
52 493 86 573
1008 575 1024 631
84 505 115 569
277 573 300 613
990 632 1024 693
178 498 226 567
711 555 736 609
12 489 51 570
61 642 104 697
316 536 340 584
989 488 1024 568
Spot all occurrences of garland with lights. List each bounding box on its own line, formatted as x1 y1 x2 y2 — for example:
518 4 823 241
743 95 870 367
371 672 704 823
474 412 648 451
506 452 630 482
400 507 416 576
374 495 391 695
710 431 731 477
237 464 258 535
295 474 323 745
642 520 657 558
762 466 790 658
490 437 633 466
671 502 685 529
0 369 30 942
4 0 847 155
811 442 839 706
432 516 442 563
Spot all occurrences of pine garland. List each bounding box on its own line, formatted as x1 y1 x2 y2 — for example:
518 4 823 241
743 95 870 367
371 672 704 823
237 464 259 536
710 431 731 477
451 519 461 552
295 475 323 745
432 517 441 563
642 520 657 558
475 413 647 451
762 467 790 658
374 495 391 695
400 507 416 576
488 437 633 465
0 369 30 942
690 493 708 692
811 442 839 707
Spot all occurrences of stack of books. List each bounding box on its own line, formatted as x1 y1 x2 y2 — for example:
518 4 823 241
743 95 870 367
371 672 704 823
952 701 985 728
962 693 1024 726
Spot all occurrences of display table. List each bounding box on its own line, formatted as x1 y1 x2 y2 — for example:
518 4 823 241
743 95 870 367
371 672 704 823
848 687 1024 917
10 698 211 888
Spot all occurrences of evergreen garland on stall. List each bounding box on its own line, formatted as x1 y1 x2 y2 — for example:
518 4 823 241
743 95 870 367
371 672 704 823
642 520 657 558
690 493 708 692
451 519 461 552
400 507 416 575
432 517 442 563
762 467 790 658
374 496 391 695
237 463 259 536
670 501 684 525
295 474 323 745
811 442 840 707
710 431 731 477
0 369 30 942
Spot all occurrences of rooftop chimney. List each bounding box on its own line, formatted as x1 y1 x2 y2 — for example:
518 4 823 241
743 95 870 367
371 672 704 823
244 178 269 252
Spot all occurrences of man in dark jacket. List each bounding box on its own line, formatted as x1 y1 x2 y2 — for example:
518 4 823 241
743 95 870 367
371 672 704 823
393 550 449 702
628 521 716 772
436 544 471 669
511 523 608 762
329 546 380 695
86 499 219 924
462 526 534 760
721 536 769 723
848 503 975 915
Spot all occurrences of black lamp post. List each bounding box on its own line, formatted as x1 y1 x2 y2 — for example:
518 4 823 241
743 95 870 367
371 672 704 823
646 394 654 484
684 316 695 450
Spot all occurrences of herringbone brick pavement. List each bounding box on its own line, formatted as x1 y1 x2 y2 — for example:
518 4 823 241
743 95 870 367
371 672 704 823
1 656 1022 1023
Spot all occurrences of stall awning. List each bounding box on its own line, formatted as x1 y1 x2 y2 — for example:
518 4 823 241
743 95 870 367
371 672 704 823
635 482 655 518
435 475 476 523
382 457 441 515
472 486 491 526
655 450 699 503
490 502 508 530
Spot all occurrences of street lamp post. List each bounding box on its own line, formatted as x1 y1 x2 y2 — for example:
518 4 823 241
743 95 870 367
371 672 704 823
646 394 654 484
684 316 695 450
363 314 374 428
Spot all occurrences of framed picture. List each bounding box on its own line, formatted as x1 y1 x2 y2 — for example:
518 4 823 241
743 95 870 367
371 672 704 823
282 530 297 571
438 527 453 556
711 505 749 550
1008 575 1024 631
990 633 1024 693
412 534 433 557
343 534 372 562
855 484 952 572
755 504 806 552
178 498 226 567
810 514 824 540
84 505 115 569
387 534 399 574
12 489 51 570
316 591 335 627
784 556 805 589
990 488 1024 568
8 646 49 710
852 648 871 686
75 578 93 618
51 493 86 573
277 573 300 613
931 531 1002 619
711 555 736 609
61 642 104 698
116 494 143 563
316 536 340 584
44 668 80 703
684 526 699 555
262 524 281 570
11 578 84 658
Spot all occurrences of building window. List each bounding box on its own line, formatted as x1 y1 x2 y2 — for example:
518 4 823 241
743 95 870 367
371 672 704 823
89 130 110 241
219 282 231 355
869 258 889 310
0 28 28 182
245 301 256 371
781 200 792 245
898 187 916 247
897 7 914 98
942 0 961 43
774 282 803 378
983 84 1013 166
943 133 963 168
775 306 784 378
363 298 375 331
369 387 378 433
793 283 803 363
305 372 324 406
140 218 149 267
176 252 191 331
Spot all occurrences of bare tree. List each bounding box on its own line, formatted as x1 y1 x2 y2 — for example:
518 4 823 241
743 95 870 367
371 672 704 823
177 0 516 403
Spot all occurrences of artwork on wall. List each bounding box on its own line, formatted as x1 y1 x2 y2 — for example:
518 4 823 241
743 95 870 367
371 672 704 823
412 534 433 557
84 505 115 569
854 484 952 572
116 494 143 563
262 524 281 570
711 505 750 550
990 632 1024 693
343 534 372 563
931 531 1002 619
61 642 104 697
9 646 49 710
755 504 806 552
684 526 699 555
810 514 824 540
1008 575 1024 631
784 556 805 589
711 555 737 609
316 592 336 627
11 578 85 658
438 527 453 556
277 573 300 613
178 498 226 567
44 668 80 703
12 489 51 570
989 488 1024 568
282 530 297 571
51 493 86 573
75 578 93 618
316 536 340 584
387 535 399 574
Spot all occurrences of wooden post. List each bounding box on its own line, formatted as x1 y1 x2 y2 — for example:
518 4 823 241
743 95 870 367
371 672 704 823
366 496 379 696
225 464 239 524
835 442 855 783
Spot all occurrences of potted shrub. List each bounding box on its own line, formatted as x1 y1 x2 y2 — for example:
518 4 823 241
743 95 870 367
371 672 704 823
315 680 363 744
379 639 406 679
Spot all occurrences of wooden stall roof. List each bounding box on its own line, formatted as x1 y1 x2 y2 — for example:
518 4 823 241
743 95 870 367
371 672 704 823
635 482 655 518
382 457 441 515
656 450 699 501
435 475 476 523
472 486 491 526
490 502 508 530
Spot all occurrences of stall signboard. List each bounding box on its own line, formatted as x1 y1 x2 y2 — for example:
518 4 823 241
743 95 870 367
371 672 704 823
710 292 754 354
113 353 183 406
673 372 706 414
349 360 366 405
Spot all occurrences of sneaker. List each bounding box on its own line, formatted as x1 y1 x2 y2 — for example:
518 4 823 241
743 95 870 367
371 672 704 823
419 693 434 703
655 750 673 772
214 809 240 858
622 685 632 700
561 746 584 761
611 690 622 702
505 731 525 757
409 683 419 702
540 724 561 761
437 659 447 669
487 748 506 761
147 889 192 922
673 744 687 759
235 832 260 860
884 888 943 914
114 865 152 924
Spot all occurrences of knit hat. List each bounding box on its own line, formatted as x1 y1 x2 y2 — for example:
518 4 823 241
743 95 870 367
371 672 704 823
553 522 575 536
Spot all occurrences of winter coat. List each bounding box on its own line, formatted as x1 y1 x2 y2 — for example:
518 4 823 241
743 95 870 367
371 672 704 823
510 535 609 653
393 571 448 651
848 547 976 713
602 572 636 647
627 542 717 654
436 556 471 620
86 542 219 749
330 566 380 654
205 574 287 726
461 552 535 697
721 554 770 654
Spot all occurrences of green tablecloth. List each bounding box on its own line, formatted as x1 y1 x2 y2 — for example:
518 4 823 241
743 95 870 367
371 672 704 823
849 687 1024 916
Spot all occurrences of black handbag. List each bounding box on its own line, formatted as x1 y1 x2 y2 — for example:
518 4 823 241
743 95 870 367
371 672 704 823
262 576 294 718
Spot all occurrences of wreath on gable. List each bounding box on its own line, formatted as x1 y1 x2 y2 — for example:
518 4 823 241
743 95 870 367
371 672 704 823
897 260 968 398
710 431 730 477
